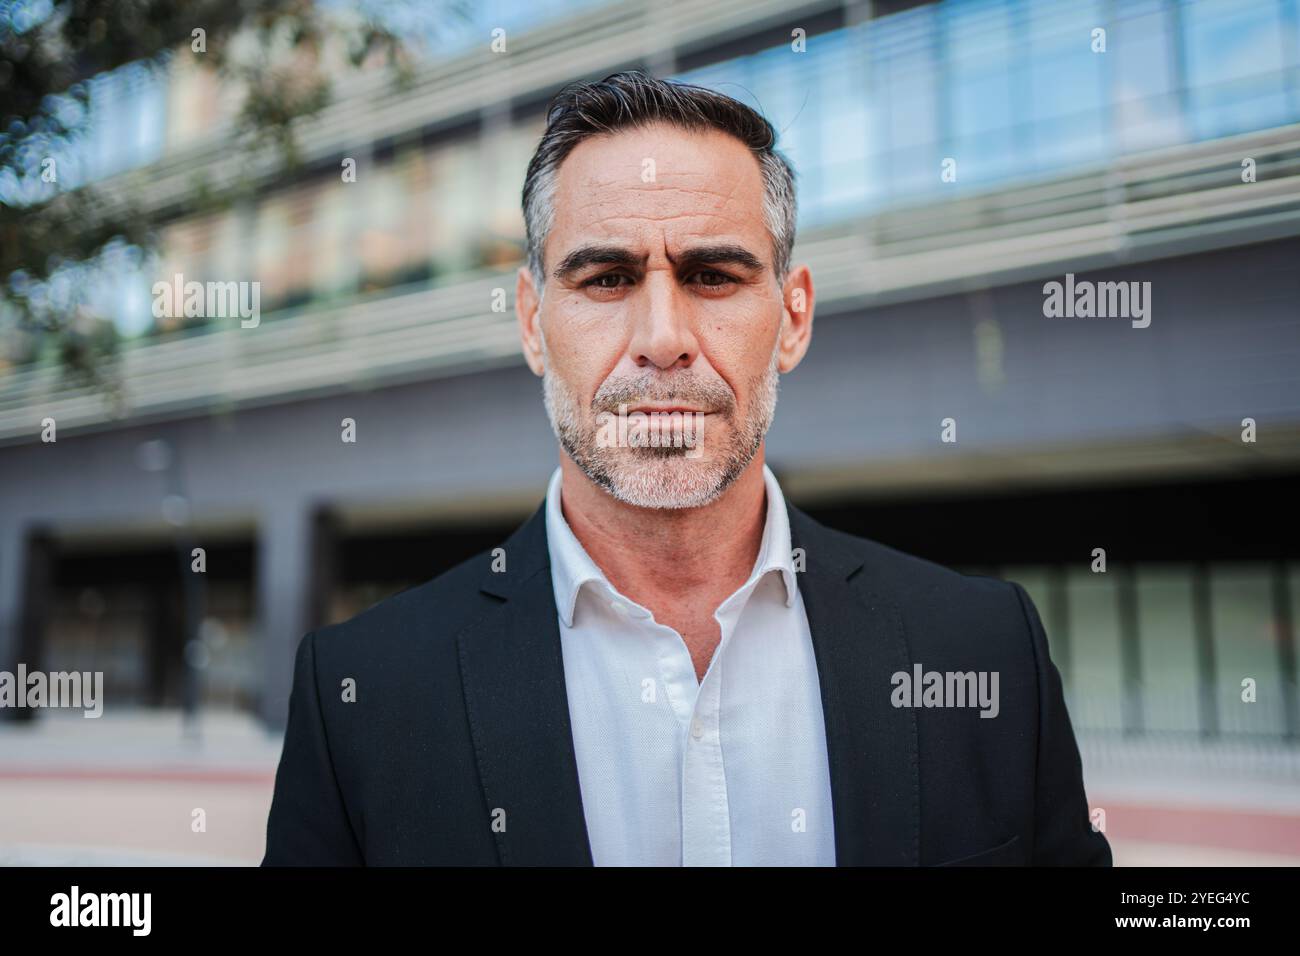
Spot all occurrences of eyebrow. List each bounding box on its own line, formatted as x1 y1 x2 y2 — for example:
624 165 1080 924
551 243 766 282
552 245 643 281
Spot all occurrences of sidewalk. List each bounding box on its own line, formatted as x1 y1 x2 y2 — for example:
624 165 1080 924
0 710 280 866
1082 735 1300 866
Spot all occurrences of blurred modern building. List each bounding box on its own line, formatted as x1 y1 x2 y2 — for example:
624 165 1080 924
2 0 1299 796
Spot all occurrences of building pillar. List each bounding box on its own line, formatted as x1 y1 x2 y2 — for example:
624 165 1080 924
256 501 336 730
0 522 19 676
0 524 55 723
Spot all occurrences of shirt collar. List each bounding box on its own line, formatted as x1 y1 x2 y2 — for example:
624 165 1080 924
544 463 798 629
544 466 607 629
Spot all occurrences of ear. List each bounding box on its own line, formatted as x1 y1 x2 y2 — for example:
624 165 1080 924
516 265 545 376
778 263 814 373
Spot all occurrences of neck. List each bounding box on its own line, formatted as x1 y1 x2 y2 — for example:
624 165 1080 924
557 451 769 611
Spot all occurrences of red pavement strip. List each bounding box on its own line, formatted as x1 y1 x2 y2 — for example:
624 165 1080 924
1102 801 1300 857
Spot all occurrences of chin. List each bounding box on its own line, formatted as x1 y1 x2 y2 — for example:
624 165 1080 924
600 453 742 510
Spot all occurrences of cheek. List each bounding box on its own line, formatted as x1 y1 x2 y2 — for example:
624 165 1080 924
543 302 627 397
697 296 782 387
547 291 631 341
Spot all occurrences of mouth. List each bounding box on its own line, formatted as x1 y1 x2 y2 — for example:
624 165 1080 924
623 404 710 415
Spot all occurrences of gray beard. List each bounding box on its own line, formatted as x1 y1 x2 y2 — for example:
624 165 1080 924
542 345 780 510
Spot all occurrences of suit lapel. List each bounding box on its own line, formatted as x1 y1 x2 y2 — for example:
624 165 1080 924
788 505 920 866
455 506 594 866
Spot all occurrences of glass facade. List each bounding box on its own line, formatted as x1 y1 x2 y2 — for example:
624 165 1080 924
1000 561 1299 741
675 0 1300 227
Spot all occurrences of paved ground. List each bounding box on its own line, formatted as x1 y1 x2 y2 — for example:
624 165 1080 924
0 711 278 866
2 710 1297 866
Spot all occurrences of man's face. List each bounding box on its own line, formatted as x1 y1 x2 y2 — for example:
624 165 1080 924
518 122 813 509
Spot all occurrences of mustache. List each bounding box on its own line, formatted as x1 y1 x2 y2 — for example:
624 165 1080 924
591 372 736 416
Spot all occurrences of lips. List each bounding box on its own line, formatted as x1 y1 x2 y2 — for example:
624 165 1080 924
624 405 709 415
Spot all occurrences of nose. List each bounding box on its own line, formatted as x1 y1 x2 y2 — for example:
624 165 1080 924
626 269 699 371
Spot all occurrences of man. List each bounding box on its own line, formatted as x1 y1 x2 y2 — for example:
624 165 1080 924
263 71 1111 867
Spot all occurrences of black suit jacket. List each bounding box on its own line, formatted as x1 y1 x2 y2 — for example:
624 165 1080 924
263 501 1111 866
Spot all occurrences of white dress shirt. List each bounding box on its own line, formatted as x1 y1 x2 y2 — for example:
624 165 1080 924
545 464 836 866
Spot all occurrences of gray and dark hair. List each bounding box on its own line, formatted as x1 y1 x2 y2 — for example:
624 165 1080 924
521 70 797 294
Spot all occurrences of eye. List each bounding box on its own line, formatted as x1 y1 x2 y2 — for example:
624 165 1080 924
689 270 737 289
584 273 631 290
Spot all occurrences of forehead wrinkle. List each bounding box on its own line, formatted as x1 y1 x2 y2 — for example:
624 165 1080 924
580 210 755 231
564 153 757 195
559 185 762 231
563 181 753 218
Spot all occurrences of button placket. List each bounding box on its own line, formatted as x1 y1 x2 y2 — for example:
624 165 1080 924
681 639 731 866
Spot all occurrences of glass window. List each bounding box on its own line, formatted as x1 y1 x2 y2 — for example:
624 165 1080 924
1182 0 1290 138
812 32 873 223
1023 0 1108 174
357 162 405 290
253 195 293 309
1136 564 1201 734
943 0 1018 187
208 208 245 287
1111 0 1186 152
1066 566 1126 732
871 4 942 204
430 138 488 276
313 180 357 297
1210 563 1286 736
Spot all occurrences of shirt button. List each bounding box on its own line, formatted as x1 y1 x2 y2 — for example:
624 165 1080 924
690 718 704 739
610 600 628 616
